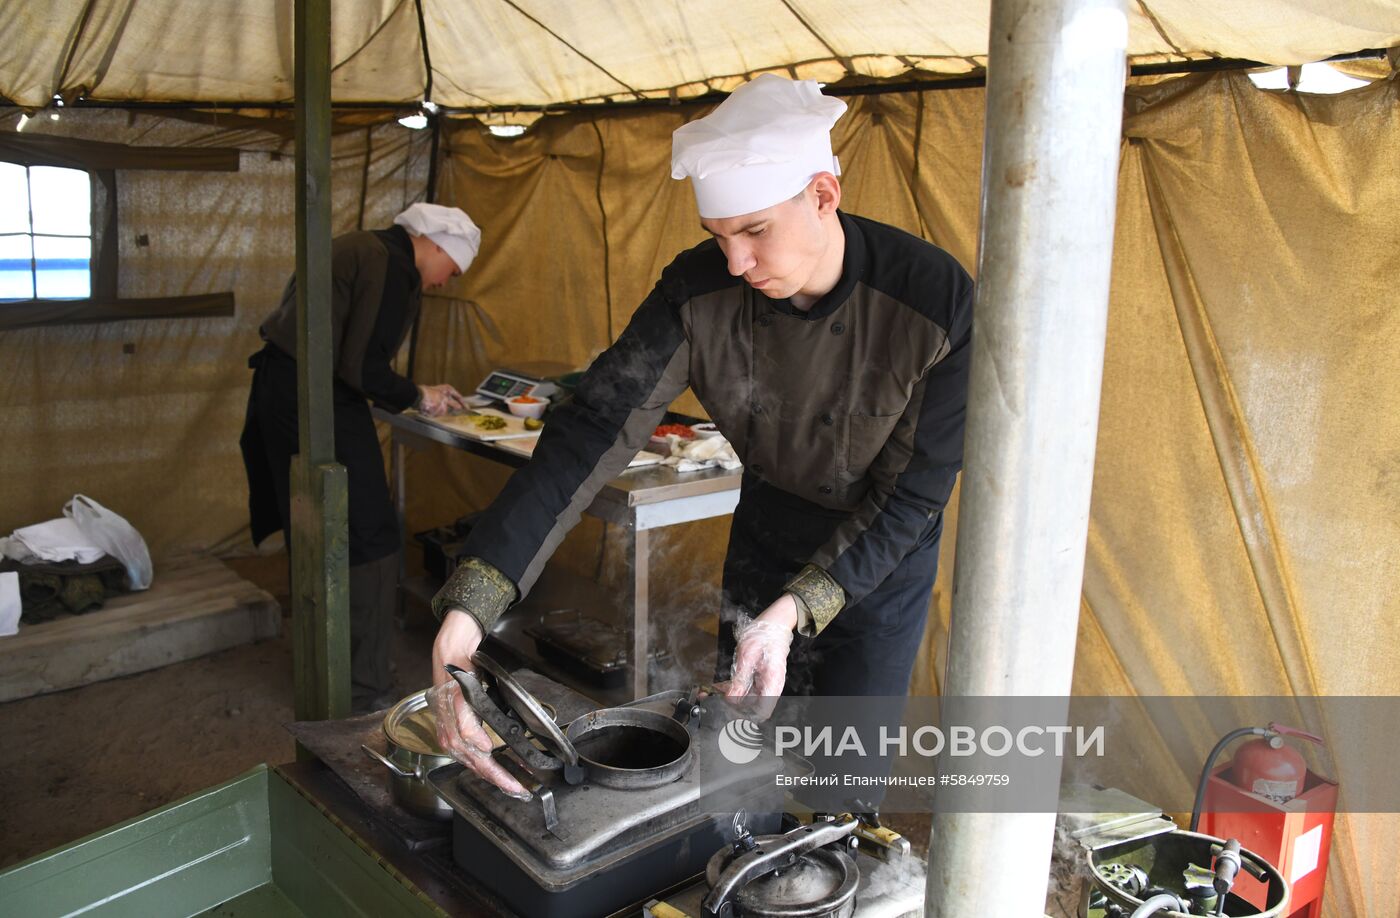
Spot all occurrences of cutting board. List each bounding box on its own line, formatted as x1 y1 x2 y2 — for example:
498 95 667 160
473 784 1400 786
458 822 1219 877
495 435 666 469
418 407 540 441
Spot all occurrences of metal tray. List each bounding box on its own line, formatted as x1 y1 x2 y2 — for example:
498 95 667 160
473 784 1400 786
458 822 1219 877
525 608 670 685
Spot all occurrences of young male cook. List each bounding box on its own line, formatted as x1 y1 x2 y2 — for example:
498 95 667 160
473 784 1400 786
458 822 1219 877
428 76 973 795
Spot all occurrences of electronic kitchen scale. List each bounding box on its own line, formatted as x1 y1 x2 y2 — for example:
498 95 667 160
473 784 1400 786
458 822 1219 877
469 368 558 407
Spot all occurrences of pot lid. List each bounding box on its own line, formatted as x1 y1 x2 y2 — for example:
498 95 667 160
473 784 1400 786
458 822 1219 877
384 686 558 757
474 650 578 766
383 690 445 756
734 847 858 916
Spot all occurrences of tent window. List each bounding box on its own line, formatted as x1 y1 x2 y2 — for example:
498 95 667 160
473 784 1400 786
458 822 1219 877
1 163 93 302
0 134 238 331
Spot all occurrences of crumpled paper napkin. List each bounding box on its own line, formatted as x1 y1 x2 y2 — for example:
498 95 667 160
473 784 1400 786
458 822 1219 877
661 434 743 472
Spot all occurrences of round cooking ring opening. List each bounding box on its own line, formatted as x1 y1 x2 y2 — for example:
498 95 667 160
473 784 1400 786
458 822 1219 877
565 708 692 775
572 722 688 770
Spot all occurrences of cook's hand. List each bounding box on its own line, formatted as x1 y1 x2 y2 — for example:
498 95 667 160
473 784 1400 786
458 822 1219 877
417 383 469 417
430 610 530 798
720 595 797 719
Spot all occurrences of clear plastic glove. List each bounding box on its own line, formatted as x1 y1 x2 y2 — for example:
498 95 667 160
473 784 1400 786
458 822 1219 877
417 383 469 417
721 597 797 719
430 610 530 799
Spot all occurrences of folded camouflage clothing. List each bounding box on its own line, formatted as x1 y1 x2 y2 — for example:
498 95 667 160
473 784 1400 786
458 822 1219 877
0 555 128 624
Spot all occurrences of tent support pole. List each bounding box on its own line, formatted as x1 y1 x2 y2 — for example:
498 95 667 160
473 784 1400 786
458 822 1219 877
292 0 350 733
924 0 1126 913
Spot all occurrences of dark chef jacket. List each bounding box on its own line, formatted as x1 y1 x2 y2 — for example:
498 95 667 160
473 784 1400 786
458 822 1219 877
435 210 973 637
239 225 422 565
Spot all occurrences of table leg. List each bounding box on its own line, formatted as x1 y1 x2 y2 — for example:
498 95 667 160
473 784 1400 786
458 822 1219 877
629 524 650 700
391 436 407 628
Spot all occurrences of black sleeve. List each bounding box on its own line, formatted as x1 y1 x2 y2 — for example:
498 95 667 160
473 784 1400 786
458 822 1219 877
459 276 692 599
357 265 420 412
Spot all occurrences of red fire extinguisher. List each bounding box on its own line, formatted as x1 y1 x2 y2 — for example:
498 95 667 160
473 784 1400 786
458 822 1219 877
1192 722 1335 918
1230 730 1311 803
1191 723 1322 829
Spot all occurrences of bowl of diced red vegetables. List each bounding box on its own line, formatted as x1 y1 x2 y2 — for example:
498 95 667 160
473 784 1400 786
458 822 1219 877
505 394 549 419
649 422 695 455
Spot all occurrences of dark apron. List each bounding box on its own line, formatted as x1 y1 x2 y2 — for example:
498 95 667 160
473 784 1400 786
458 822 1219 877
718 473 943 813
717 472 942 698
239 343 400 567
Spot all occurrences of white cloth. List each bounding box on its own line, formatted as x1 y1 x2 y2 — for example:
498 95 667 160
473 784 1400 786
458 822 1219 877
0 517 106 565
661 434 743 473
0 571 20 636
671 74 847 219
393 202 482 273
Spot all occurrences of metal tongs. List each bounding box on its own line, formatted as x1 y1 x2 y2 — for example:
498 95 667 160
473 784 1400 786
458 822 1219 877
445 658 576 837
444 658 582 781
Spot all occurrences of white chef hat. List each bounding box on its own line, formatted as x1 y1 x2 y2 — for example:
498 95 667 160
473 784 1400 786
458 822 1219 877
671 74 847 220
393 203 482 273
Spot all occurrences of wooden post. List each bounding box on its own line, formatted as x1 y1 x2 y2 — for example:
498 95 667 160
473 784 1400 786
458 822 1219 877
292 0 350 725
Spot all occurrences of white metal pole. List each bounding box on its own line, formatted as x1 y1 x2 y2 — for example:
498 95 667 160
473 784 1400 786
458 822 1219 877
925 0 1127 914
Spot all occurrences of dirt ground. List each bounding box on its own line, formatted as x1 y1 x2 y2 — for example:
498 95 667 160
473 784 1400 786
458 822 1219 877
0 551 437 868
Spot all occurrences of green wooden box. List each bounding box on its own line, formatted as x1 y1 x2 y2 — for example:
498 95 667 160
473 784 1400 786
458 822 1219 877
0 765 442 918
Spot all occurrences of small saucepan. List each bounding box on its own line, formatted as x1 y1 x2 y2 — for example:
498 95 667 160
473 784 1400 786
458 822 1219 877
361 689 559 821
361 689 456 821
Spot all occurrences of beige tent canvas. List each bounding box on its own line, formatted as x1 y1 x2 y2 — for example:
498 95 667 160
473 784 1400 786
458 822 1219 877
1 3 1398 914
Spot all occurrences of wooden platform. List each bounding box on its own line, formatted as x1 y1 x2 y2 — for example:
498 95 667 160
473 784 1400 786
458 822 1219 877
0 555 282 703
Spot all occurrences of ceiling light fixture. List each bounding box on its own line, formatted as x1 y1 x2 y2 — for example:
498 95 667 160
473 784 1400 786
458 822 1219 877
399 100 439 130
1248 61 1372 93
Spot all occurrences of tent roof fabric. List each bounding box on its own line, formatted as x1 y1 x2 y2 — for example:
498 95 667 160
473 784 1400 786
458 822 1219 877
5 1 1397 109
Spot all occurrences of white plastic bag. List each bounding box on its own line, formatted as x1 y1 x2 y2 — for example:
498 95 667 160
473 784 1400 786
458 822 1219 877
64 494 153 591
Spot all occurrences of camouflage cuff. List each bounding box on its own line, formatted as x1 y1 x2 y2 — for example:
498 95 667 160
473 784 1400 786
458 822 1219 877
783 564 846 637
431 557 517 630
789 592 814 635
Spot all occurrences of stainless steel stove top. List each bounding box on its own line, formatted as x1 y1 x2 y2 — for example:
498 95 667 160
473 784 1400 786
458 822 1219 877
427 690 782 883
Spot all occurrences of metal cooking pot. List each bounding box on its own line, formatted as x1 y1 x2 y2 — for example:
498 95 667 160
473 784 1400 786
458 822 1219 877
1086 829 1289 917
361 688 455 821
361 688 558 821
703 815 860 918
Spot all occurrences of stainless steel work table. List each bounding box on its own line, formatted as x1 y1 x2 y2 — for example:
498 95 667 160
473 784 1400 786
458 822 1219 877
373 407 742 698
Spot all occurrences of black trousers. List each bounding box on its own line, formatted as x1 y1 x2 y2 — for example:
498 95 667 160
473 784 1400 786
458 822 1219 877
240 345 401 703
717 473 941 697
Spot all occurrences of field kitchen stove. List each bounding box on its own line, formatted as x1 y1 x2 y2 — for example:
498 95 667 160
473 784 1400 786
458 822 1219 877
426 652 784 918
